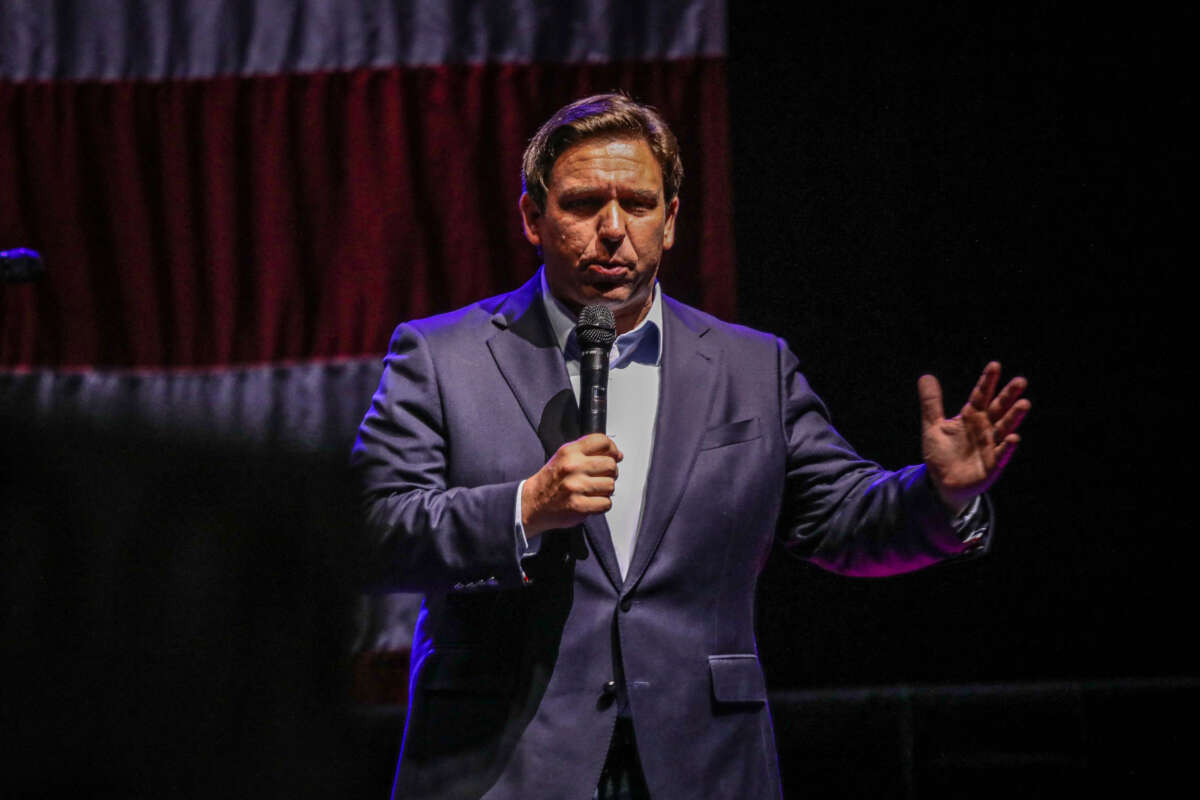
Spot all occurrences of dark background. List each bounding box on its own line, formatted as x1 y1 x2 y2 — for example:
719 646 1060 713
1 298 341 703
729 4 1193 689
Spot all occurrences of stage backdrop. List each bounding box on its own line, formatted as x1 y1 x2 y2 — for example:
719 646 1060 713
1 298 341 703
0 0 733 703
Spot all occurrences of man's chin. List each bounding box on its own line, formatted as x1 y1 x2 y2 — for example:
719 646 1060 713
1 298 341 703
553 277 649 319
576 289 643 316
577 282 634 307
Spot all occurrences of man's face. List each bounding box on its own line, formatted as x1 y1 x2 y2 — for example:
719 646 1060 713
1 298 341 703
519 136 678 333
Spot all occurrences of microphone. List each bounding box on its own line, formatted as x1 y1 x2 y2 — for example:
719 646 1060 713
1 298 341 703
1 248 45 283
576 304 617 434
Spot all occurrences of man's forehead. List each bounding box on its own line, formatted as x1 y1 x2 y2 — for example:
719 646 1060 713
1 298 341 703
548 135 662 188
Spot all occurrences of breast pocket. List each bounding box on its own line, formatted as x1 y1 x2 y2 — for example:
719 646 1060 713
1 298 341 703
707 653 767 705
698 417 762 451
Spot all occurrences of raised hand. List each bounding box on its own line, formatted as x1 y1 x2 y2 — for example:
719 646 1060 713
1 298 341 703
918 362 1030 513
521 433 623 537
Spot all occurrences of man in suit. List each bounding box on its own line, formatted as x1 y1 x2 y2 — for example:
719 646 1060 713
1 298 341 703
351 93 1029 799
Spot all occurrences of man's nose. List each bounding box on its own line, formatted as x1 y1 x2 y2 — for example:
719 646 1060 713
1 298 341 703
597 200 624 242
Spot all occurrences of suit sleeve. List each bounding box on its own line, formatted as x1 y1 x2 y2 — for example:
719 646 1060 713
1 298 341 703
775 340 988 576
350 322 527 594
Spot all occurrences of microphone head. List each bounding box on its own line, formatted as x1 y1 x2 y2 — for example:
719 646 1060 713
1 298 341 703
0 248 45 283
576 304 617 350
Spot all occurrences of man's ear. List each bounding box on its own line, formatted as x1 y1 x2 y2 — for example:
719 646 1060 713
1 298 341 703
662 196 680 251
519 192 543 248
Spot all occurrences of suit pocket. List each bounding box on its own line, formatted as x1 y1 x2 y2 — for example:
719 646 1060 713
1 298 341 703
708 653 767 705
408 647 514 764
420 647 513 694
698 417 761 451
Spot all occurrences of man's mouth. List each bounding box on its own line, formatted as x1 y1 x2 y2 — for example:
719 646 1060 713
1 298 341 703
582 262 632 280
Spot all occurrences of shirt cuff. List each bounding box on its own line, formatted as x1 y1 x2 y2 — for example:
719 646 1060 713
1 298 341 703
514 479 530 553
950 495 990 550
514 480 544 583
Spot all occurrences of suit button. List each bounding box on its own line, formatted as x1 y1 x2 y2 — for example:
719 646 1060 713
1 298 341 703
598 680 617 709
619 597 632 612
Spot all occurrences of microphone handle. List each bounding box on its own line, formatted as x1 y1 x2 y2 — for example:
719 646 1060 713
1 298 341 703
579 348 610 434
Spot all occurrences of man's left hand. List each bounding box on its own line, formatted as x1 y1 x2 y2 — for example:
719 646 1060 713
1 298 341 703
918 361 1031 514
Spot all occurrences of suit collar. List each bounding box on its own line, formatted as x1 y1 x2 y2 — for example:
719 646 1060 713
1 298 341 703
488 271 544 334
486 271 575 460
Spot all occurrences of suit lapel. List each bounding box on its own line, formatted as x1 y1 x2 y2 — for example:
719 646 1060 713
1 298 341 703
622 298 718 592
486 274 623 591
486 278 573 454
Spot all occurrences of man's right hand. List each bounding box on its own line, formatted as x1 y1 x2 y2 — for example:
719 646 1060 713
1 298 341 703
521 434 623 538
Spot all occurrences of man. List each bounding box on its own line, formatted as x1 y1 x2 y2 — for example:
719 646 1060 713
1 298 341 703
351 93 1029 799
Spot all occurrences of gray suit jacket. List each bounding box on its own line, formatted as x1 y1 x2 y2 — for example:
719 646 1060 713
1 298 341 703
351 273 980 799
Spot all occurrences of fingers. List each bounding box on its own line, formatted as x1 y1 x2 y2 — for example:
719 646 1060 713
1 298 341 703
992 397 1031 442
992 433 1020 473
968 361 1002 411
564 475 616 498
917 374 946 429
551 435 620 499
961 403 997 469
555 455 617 516
524 436 622 535
558 444 619 478
569 495 614 515
987 375 1029 423
576 433 624 461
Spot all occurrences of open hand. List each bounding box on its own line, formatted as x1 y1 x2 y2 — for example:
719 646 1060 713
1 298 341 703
918 362 1030 513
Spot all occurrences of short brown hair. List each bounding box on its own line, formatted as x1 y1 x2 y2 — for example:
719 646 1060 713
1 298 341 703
521 93 684 210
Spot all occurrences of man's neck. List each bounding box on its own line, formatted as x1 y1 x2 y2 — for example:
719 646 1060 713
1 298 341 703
613 291 654 335
539 267 661 351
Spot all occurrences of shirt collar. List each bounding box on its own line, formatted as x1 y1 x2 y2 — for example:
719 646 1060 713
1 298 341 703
538 266 663 367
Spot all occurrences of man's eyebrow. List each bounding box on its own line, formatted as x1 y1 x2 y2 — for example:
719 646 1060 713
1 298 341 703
623 189 660 203
557 187 605 201
557 187 660 203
